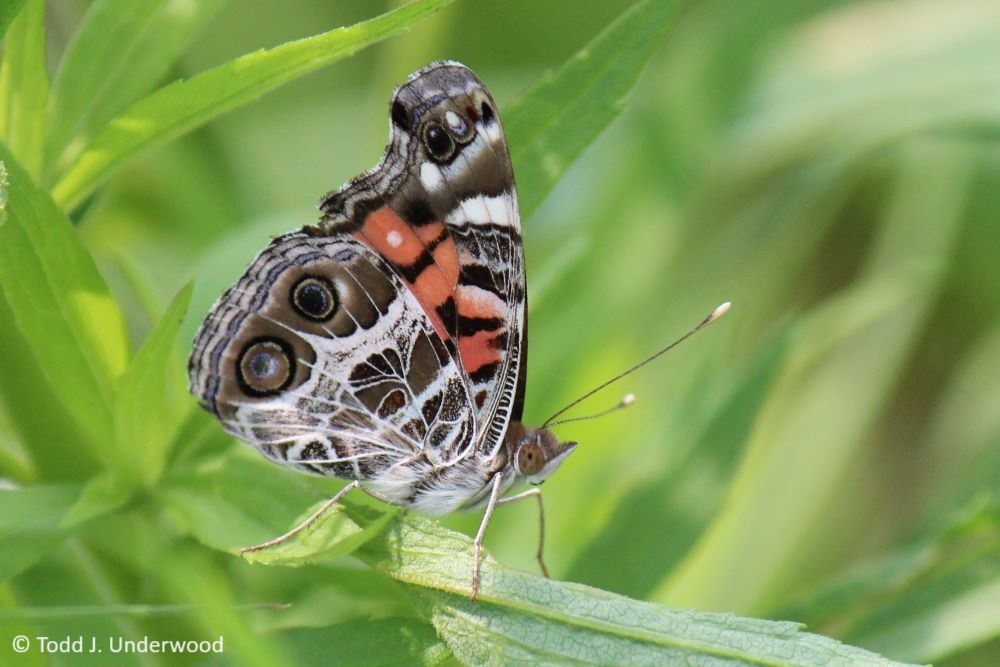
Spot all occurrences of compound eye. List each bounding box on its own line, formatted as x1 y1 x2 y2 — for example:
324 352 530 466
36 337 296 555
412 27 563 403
237 338 295 396
423 122 455 162
291 276 337 321
517 442 545 476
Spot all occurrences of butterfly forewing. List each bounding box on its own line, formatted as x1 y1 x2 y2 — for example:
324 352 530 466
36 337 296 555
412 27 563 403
319 62 526 461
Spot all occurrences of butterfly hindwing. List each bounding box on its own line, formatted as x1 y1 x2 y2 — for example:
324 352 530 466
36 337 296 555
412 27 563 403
188 233 477 486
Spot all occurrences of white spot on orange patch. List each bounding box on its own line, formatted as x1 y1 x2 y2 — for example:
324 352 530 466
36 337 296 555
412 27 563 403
386 230 403 248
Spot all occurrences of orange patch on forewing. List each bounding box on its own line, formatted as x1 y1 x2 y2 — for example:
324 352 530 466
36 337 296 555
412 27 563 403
416 222 444 244
431 236 459 286
357 207 424 266
354 209 465 344
412 268 452 311
458 330 502 374
409 227 460 340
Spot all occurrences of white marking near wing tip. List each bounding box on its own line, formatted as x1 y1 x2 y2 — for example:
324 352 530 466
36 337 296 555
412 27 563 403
420 162 443 190
457 284 506 314
485 195 509 224
444 194 514 227
465 196 490 223
482 121 502 143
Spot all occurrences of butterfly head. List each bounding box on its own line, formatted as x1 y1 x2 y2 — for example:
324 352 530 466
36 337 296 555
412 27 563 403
510 426 578 486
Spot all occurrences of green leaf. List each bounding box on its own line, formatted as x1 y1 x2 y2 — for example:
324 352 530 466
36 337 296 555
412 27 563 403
112 282 192 485
0 158 6 225
782 497 1000 664
0 0 28 43
0 484 80 581
566 328 788 598
157 455 327 552
58 473 133 529
51 0 455 210
350 514 914 666
505 0 678 218
241 502 399 567
0 0 47 177
656 140 973 615
0 144 129 452
271 618 453 666
45 0 229 177
0 293 102 482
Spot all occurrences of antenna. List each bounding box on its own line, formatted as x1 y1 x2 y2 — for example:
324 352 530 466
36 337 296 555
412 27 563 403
541 302 731 429
545 393 635 429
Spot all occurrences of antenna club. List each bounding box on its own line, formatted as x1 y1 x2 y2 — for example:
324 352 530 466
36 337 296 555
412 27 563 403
708 301 731 324
621 393 636 407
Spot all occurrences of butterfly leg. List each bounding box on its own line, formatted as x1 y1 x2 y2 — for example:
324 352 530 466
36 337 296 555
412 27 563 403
471 473 505 601
240 480 361 555
497 487 549 578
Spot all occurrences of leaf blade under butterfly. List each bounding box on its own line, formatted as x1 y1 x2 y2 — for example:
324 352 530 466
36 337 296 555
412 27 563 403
350 512 915 666
162 454 915 666
50 0 456 210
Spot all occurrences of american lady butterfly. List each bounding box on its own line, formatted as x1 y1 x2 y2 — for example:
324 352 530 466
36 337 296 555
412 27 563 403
188 61 728 599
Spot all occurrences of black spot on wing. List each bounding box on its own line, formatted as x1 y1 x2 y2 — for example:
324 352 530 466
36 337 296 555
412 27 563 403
402 198 437 226
435 297 458 337
457 315 504 336
469 361 500 384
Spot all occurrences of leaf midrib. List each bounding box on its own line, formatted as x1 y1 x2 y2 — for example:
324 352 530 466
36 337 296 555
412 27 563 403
373 546 807 665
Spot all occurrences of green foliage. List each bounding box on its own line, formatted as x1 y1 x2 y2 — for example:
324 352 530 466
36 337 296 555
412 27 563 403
355 513 916 666
1 0 998 665
45 0 229 178
0 0 46 176
0 143 128 452
780 497 1000 664
50 0 456 210
505 0 679 217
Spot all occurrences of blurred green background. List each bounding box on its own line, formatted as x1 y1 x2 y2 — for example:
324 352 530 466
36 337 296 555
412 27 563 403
3 0 1000 664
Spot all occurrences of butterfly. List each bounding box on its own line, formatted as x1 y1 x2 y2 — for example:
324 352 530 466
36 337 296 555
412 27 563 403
188 61 573 599
188 61 729 600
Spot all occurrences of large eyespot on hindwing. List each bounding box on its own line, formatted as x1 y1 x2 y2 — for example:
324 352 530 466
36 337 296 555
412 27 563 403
422 121 456 162
236 337 296 397
291 275 338 322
